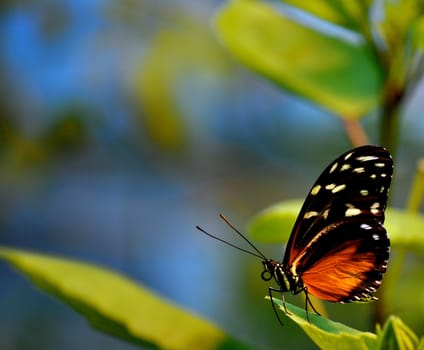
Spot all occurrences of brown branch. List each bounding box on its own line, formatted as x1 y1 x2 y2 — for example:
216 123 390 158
343 119 370 147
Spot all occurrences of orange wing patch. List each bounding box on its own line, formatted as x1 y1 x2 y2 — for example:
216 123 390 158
300 244 380 302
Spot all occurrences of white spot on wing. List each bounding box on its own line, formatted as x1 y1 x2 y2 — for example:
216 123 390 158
357 156 378 162
353 167 365 173
360 189 369 196
381 173 387 178
370 202 380 215
372 234 380 240
311 185 321 195
322 209 330 219
370 174 377 179
375 162 385 168
332 184 346 193
361 224 372 230
345 208 362 216
304 211 319 219
325 183 336 190
329 162 338 174
340 164 351 171
344 152 353 160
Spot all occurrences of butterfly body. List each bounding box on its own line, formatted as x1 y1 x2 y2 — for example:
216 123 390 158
261 259 301 294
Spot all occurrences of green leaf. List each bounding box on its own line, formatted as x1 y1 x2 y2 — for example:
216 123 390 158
215 0 384 118
377 316 420 350
282 0 372 31
378 0 423 47
376 0 424 90
272 298 378 350
248 200 424 255
247 199 300 243
0 247 251 350
384 209 424 255
411 15 424 53
276 299 421 350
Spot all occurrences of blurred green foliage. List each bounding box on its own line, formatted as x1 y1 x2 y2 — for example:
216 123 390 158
134 18 232 152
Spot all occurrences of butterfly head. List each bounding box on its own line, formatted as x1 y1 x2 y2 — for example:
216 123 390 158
261 259 293 292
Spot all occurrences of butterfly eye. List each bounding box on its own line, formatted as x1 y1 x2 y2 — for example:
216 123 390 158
261 261 273 281
261 270 273 281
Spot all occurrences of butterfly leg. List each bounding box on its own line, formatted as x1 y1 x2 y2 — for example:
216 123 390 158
302 286 321 321
268 287 288 326
290 286 320 322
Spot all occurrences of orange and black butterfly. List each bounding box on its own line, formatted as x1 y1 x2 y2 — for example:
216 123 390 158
197 145 393 324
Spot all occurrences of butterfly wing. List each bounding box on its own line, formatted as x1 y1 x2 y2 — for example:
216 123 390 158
283 145 392 301
295 219 389 302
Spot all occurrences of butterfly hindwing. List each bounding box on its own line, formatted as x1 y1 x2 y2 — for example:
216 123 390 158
282 145 393 302
296 219 389 302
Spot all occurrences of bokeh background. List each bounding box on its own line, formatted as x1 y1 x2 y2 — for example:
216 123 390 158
1 1 423 349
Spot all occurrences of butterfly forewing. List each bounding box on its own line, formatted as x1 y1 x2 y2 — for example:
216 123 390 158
283 145 392 302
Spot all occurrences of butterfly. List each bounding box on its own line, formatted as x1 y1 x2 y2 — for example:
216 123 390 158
196 145 393 324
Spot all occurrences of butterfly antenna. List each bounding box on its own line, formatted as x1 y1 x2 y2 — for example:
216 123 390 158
196 225 264 259
218 214 268 261
196 214 267 260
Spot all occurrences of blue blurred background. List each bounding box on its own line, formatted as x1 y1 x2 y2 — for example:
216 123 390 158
1 1 423 349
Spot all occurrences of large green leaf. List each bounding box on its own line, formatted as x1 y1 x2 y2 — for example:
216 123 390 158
215 0 384 118
248 200 424 254
273 298 378 349
0 247 251 350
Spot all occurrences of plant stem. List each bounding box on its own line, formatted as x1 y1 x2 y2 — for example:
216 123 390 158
343 119 369 147
379 83 403 154
406 158 424 211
